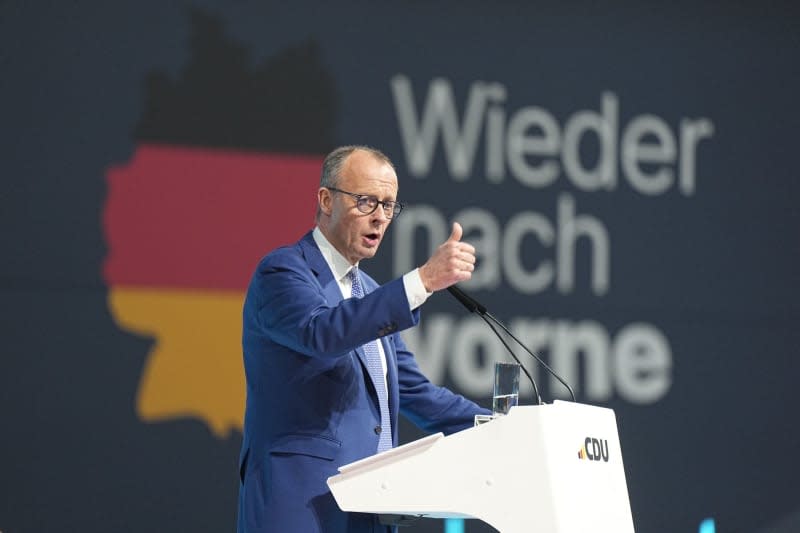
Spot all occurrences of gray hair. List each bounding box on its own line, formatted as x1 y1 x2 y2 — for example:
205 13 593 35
316 145 395 220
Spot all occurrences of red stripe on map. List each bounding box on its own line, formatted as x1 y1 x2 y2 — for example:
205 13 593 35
103 144 322 290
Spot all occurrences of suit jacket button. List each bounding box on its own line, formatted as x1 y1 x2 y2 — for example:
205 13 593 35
374 425 382 435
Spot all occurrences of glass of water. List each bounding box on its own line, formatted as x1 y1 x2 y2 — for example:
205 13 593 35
492 362 520 416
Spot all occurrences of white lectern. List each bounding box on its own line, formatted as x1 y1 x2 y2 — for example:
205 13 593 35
327 401 635 532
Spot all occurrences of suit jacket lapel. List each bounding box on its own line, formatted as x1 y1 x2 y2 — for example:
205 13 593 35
299 230 395 421
298 231 374 383
298 231 343 308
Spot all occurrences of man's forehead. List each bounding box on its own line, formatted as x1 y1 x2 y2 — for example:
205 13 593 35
340 152 398 190
343 149 392 171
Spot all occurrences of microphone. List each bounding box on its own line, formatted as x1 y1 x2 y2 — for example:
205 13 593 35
446 286 487 315
447 287 542 405
446 285 576 403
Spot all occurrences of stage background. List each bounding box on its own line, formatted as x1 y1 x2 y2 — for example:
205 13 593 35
2 2 799 532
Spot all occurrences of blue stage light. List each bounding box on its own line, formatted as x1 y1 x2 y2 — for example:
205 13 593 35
444 518 465 533
699 518 716 533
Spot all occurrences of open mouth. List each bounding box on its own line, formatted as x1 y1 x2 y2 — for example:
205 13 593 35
363 232 381 246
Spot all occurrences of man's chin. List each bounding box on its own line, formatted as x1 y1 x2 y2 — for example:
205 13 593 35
357 244 380 261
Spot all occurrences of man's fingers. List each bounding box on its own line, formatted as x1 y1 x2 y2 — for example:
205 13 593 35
458 242 476 256
449 222 463 242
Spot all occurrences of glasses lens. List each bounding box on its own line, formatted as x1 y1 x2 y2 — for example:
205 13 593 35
356 196 378 214
345 191 403 219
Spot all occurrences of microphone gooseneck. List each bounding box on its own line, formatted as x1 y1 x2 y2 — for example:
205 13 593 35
445 285 576 403
446 285 487 315
484 311 576 402
446 286 542 405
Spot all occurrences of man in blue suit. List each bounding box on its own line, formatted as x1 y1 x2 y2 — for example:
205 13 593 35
237 145 490 532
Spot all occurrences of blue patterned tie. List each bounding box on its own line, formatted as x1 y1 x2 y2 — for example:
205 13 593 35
347 268 393 453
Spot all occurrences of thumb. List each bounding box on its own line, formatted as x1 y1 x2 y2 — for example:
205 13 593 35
449 222 463 242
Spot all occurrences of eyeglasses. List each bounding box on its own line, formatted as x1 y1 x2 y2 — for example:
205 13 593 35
327 187 404 219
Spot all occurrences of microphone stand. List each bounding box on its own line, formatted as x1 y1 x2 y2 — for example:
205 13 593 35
447 285 576 403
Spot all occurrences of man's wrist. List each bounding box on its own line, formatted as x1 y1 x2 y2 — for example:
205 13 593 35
403 268 432 310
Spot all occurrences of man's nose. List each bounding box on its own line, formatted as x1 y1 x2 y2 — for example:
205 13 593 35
371 206 390 224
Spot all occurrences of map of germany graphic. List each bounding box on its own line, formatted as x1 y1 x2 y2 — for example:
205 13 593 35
102 11 336 437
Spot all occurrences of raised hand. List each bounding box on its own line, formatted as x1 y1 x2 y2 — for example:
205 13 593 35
418 222 476 292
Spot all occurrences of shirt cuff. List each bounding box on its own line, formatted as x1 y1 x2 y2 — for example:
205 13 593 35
403 268 432 311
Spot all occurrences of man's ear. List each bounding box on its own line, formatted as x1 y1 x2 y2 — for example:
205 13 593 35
318 187 333 216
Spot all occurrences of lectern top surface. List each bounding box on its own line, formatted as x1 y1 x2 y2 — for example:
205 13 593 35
336 432 444 475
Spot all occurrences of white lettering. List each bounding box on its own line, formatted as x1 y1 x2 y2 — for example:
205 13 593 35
502 211 555 294
613 323 672 403
455 207 502 290
449 316 503 393
404 314 672 404
679 118 715 196
506 107 561 187
562 92 618 191
391 74 493 179
621 115 676 195
552 321 612 400
391 76 714 195
394 197 609 295
557 194 610 295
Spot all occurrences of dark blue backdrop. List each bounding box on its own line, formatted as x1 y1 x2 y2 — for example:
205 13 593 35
2 2 799 532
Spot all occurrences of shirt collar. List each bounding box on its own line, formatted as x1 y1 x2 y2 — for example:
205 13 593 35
312 227 358 282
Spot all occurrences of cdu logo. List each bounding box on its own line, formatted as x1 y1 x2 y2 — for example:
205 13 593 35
578 437 610 462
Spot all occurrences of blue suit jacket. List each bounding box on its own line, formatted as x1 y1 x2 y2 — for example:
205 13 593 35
237 231 487 533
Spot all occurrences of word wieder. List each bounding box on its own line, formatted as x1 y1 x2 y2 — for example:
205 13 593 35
391 74 714 195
